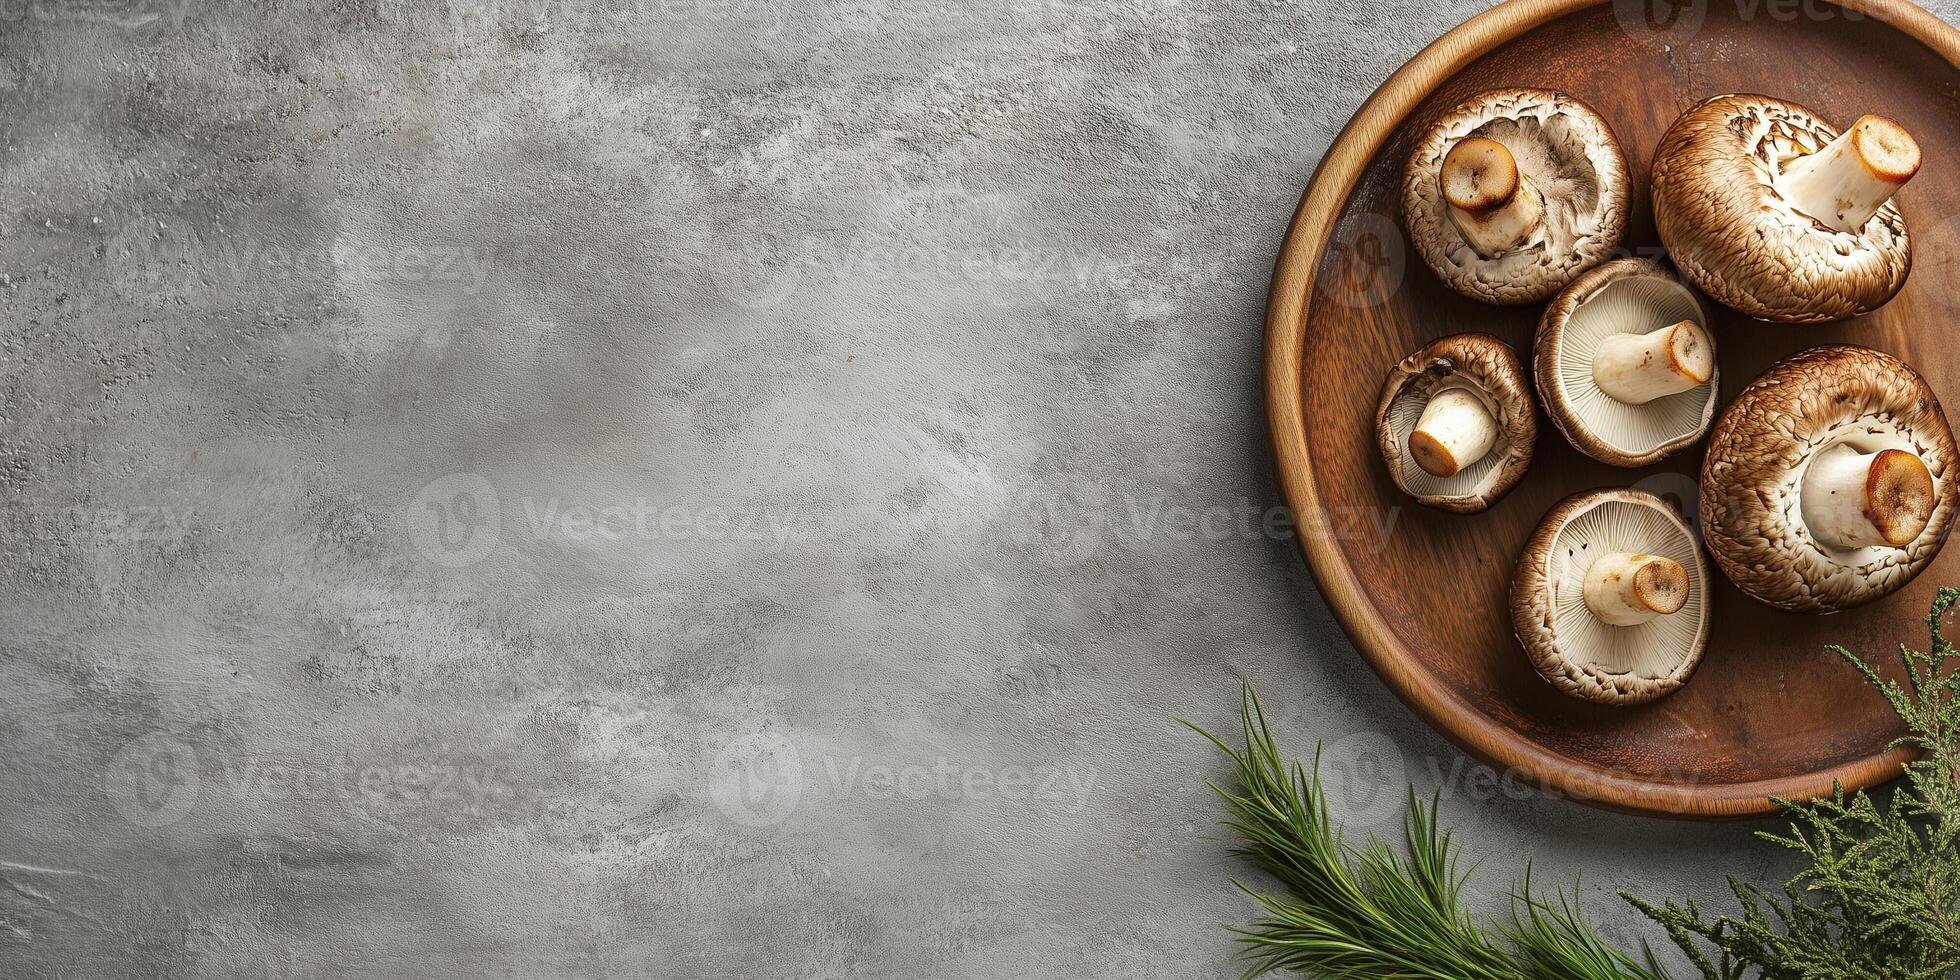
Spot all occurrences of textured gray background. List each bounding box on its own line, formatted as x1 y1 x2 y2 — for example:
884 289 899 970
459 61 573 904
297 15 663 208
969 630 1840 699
0 0 1937 977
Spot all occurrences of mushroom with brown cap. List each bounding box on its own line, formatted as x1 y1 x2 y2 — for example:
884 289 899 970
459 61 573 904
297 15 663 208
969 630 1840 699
1534 258 1719 467
1510 488 1710 705
1375 333 1536 513
1652 95 1918 323
1701 345 1958 613
1402 88 1630 305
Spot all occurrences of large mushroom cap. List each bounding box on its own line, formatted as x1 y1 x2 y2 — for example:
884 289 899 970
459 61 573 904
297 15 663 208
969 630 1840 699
1511 488 1710 705
1375 333 1536 513
1652 95 1914 323
1402 88 1630 305
1534 258 1719 467
1701 345 1958 613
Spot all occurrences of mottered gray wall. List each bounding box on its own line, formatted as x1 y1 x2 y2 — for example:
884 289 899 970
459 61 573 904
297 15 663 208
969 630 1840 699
0 1 1917 976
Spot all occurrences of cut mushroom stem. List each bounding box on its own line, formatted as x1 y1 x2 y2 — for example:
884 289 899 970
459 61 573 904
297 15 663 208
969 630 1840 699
1408 387 1498 478
1441 136 1546 257
1590 320 1714 405
1582 552 1688 627
1780 114 1921 233
1801 444 1936 549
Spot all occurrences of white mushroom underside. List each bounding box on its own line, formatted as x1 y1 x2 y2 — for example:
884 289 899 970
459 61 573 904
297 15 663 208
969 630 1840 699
1546 500 1706 680
1774 420 1933 581
1385 379 1507 498
1555 276 1714 455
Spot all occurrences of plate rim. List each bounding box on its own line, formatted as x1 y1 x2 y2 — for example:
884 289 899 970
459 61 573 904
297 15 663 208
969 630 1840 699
1263 0 1956 817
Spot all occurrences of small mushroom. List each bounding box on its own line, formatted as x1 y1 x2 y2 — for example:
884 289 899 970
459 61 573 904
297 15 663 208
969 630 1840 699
1510 488 1710 705
1402 88 1630 305
1652 95 1917 323
1375 333 1536 513
1701 345 1958 613
1534 258 1719 467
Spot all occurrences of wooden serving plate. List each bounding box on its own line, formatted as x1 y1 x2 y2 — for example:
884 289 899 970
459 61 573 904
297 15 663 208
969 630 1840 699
1267 0 1960 816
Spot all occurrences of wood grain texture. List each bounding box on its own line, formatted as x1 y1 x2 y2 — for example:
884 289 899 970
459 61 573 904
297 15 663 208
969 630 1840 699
1266 0 1960 817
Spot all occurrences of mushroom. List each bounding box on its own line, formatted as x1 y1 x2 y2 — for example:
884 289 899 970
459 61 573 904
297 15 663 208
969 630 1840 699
1402 88 1630 305
1510 488 1710 705
1700 345 1958 613
1375 333 1536 513
1652 95 1917 323
1534 258 1719 467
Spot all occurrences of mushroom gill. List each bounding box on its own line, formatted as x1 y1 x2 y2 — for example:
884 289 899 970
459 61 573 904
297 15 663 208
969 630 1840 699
1534 258 1718 468
1511 489 1709 705
1375 333 1536 513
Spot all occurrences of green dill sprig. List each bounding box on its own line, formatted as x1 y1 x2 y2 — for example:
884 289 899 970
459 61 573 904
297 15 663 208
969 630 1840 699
1626 586 1960 978
1183 686 1667 979
1189 586 1960 979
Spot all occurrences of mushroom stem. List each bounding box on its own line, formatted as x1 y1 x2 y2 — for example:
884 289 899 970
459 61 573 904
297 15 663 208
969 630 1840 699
1583 553 1688 627
1591 320 1715 405
1801 444 1936 549
1780 115 1921 233
1441 136 1545 257
1408 388 1498 478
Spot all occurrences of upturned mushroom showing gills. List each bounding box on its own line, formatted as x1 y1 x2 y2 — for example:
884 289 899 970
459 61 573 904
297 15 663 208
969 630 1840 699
1375 333 1535 513
1701 346 1958 613
1511 489 1709 705
1652 95 1917 323
1402 88 1629 305
1534 258 1719 467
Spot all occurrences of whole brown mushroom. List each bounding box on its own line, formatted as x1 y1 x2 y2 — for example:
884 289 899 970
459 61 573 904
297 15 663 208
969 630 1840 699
1402 88 1631 305
1375 333 1536 513
1652 95 1918 323
1701 346 1957 613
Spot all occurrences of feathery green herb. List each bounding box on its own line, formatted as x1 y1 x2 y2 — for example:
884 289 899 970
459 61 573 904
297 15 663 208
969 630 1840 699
1188 586 1960 979
1627 586 1960 978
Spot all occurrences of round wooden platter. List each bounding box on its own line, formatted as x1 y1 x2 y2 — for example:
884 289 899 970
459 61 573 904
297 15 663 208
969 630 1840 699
1268 0 1960 817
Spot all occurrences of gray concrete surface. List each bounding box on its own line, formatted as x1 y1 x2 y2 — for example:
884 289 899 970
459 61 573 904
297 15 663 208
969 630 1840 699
0 0 1934 977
